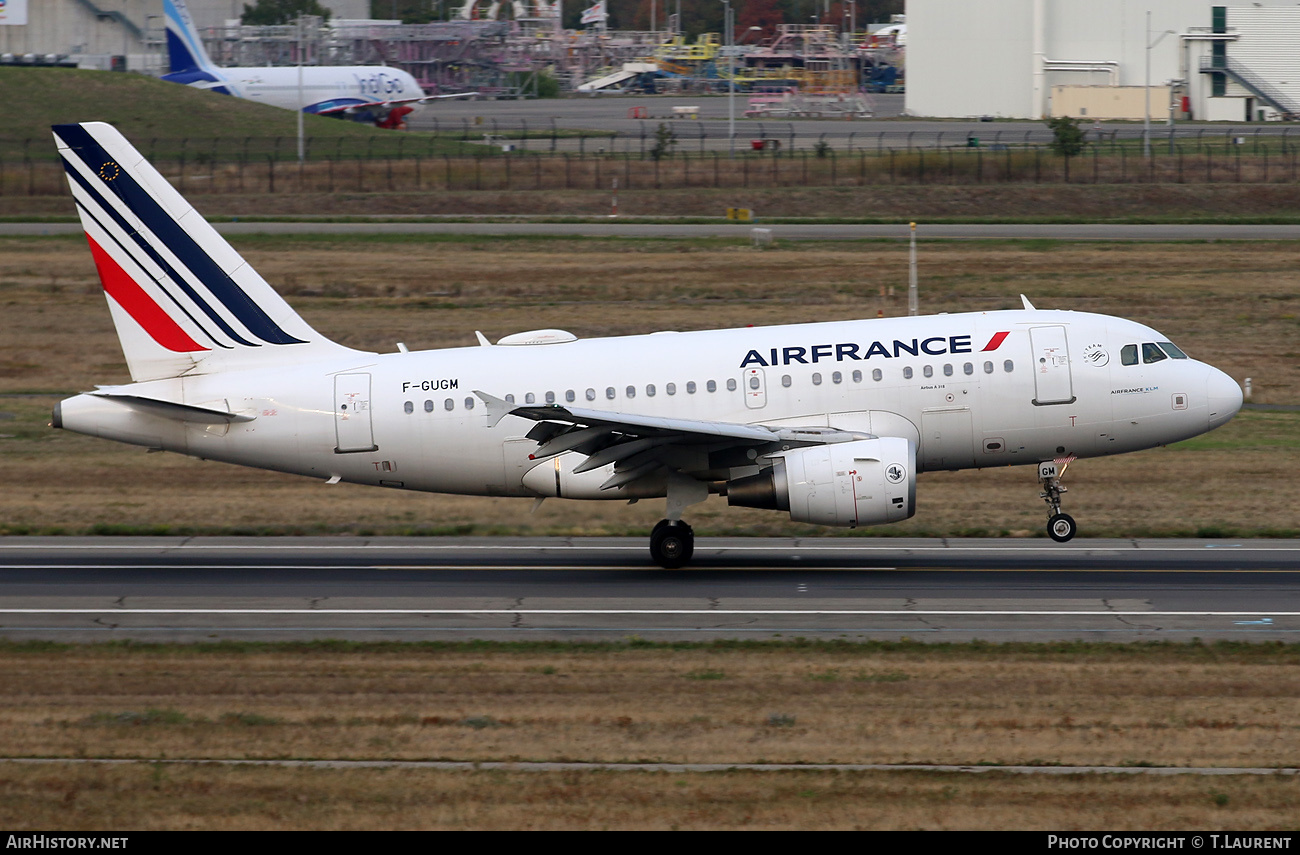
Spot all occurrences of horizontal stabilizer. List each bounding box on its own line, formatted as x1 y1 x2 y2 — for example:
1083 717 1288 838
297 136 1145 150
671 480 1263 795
90 393 255 425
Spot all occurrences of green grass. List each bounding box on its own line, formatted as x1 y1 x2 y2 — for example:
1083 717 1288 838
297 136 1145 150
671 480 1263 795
1171 410 1300 451
0 67 568 162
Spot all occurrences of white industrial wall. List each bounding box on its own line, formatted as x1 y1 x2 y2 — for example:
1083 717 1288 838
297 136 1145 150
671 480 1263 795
1218 5 1300 118
904 0 1036 119
905 0 1296 120
0 1 370 67
0 0 155 59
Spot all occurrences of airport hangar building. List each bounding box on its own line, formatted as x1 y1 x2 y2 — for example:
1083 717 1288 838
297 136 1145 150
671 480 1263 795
905 0 1300 122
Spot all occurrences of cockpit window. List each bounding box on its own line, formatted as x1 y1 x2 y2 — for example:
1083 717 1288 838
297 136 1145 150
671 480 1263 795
1142 342 1168 364
1121 344 1138 366
1158 341 1189 359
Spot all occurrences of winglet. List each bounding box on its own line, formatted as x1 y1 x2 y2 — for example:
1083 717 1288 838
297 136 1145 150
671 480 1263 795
475 331 492 347
1021 294 1037 310
473 390 517 428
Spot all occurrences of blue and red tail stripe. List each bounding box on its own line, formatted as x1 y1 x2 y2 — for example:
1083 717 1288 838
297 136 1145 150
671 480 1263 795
54 123 305 349
86 236 207 353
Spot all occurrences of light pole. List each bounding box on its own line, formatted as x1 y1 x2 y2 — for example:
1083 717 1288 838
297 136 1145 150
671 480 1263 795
296 15 305 164
722 0 734 157
1144 11 1175 158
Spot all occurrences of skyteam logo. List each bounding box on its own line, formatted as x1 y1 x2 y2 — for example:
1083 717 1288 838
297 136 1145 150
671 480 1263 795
738 332 1010 368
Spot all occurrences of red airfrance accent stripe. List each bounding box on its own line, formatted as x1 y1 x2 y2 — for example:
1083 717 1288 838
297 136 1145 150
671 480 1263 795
981 331 1011 352
86 234 208 353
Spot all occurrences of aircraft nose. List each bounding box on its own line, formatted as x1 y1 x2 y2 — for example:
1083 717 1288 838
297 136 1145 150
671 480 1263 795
1206 367 1243 430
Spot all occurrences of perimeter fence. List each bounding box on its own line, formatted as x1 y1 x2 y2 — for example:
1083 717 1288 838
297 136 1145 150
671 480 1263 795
9 123 1300 196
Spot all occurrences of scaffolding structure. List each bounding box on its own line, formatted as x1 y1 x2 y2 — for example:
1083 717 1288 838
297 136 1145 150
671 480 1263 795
191 18 901 98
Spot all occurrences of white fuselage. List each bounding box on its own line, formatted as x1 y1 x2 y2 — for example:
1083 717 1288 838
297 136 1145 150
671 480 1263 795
56 309 1242 503
197 66 424 114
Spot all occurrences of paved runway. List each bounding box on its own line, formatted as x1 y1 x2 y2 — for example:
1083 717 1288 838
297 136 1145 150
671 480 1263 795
2 537 1298 642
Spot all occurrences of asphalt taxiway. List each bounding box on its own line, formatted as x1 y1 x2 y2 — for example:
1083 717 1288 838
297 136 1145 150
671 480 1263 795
1 537 1297 642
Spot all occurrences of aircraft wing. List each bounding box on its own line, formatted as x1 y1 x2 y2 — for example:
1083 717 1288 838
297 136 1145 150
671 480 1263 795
314 91 475 116
474 391 868 488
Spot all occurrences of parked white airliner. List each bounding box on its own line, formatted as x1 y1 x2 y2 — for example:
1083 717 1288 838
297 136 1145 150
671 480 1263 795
161 0 462 125
51 122 1243 568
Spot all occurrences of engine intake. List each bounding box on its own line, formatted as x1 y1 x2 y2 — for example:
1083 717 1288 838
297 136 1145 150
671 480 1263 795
727 437 916 528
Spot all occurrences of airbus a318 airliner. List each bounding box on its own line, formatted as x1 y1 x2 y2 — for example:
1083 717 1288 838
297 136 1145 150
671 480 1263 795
50 122 1243 568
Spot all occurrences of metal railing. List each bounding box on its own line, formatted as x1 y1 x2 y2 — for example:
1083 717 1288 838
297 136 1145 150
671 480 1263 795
1199 55 1300 119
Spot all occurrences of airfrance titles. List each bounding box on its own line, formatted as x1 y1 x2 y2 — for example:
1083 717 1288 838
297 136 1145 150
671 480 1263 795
740 335 979 369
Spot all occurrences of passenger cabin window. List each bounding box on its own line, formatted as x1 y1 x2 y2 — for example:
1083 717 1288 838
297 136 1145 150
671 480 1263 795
403 401 414 414
832 371 842 384
1158 341 1189 359
525 393 536 404
963 362 974 375
781 375 792 388
943 363 954 377
504 394 515 404
707 380 717 393
646 384 656 397
1121 345 1138 366
983 361 993 374
545 391 556 404
1003 360 1015 373
922 365 933 378
606 387 616 400
586 389 596 401
444 398 454 411
626 385 636 399
812 373 822 386
424 400 435 413
727 378 737 391
565 390 576 403
903 366 913 380
687 381 697 394
1142 342 1168 364
464 397 475 410
871 369 881 382
666 383 676 395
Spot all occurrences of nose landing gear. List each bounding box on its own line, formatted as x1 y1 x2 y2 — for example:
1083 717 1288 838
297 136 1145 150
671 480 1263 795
1039 458 1077 543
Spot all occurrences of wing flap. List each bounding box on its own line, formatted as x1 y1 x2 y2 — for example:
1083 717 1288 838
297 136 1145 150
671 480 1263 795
473 390 874 492
474 390 778 443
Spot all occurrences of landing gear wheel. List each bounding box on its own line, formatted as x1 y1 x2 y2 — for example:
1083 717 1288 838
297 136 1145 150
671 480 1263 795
1038 459 1077 544
1047 513 1077 543
650 520 694 569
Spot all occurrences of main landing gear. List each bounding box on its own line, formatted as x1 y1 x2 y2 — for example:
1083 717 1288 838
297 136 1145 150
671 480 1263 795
650 519 694 569
1038 459 1078 543
650 473 707 568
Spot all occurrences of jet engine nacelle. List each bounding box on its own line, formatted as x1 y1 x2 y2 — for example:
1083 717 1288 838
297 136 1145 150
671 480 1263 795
727 437 916 527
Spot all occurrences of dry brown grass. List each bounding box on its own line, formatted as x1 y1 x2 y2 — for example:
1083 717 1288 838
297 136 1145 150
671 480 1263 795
0 235 1296 537
4 647 1300 769
1 645 1300 829
2 763 1298 830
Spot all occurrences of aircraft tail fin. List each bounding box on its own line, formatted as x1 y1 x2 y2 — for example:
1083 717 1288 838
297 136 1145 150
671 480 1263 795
53 121 361 382
164 0 217 75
